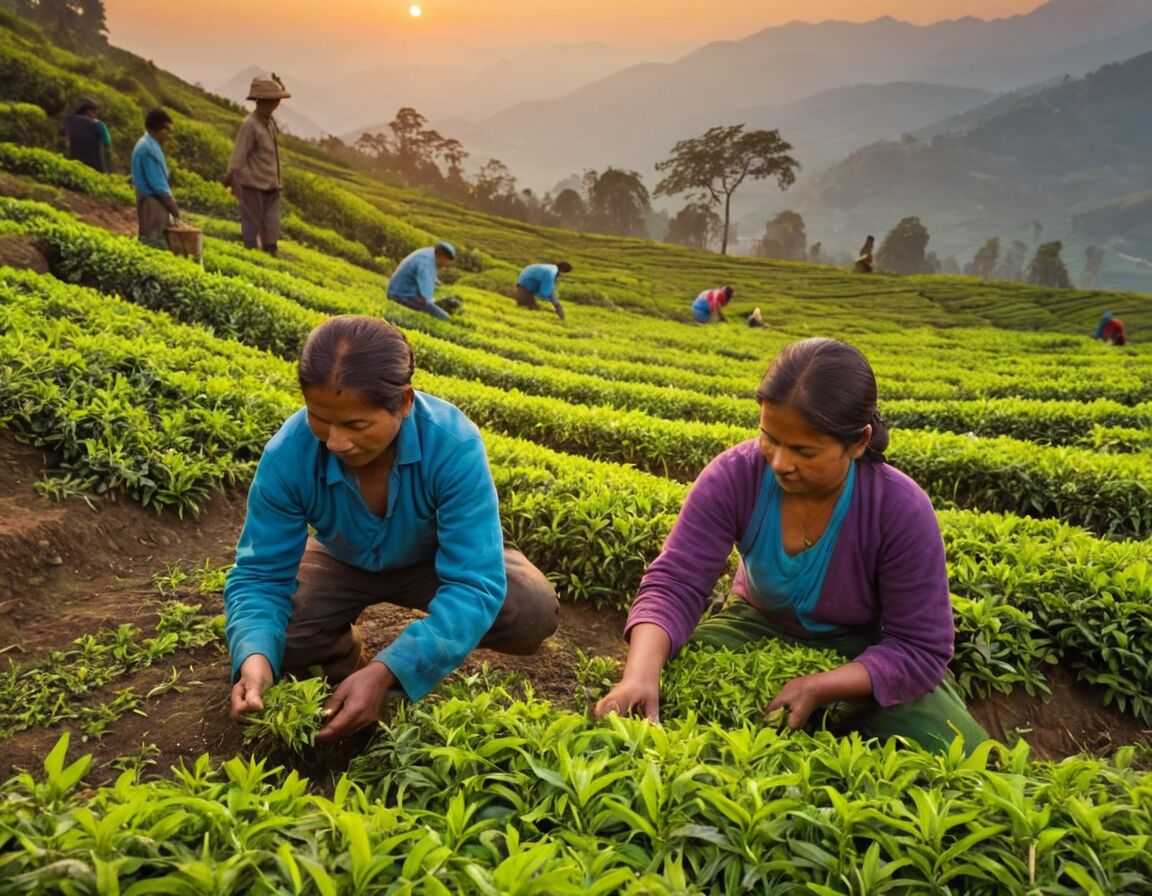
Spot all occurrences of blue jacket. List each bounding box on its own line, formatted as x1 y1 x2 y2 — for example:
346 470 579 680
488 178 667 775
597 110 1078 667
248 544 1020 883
223 391 506 699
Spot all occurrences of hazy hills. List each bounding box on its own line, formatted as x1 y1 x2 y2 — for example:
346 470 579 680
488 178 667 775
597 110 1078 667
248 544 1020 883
789 49 1152 265
217 43 691 139
427 0 1151 192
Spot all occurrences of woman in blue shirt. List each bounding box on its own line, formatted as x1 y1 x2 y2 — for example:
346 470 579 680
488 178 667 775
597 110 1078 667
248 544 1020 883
226 315 559 741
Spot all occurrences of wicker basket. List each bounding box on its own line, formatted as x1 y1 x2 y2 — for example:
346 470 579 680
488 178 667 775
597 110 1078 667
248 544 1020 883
165 225 203 261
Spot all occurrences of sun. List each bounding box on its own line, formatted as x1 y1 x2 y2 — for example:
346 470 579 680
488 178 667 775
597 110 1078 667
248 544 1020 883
409 4 421 16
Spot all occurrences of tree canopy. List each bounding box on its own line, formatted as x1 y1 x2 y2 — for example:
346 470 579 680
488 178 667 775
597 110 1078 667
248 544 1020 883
1028 241 1071 289
654 125 798 255
664 202 722 251
877 216 934 274
585 168 650 239
759 210 807 261
5 0 106 47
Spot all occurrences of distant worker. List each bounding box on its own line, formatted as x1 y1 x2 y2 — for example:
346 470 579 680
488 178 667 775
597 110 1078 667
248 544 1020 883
747 307 767 328
514 261 571 319
129 107 180 248
60 97 111 173
691 285 733 324
854 235 875 273
1096 311 1127 346
223 75 290 256
387 241 457 320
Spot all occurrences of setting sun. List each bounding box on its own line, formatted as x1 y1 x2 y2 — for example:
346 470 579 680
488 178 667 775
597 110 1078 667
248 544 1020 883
409 4 421 16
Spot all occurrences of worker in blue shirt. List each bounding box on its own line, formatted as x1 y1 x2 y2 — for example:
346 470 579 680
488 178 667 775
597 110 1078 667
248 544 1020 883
129 107 180 247
515 261 571 319
387 240 457 320
225 315 559 742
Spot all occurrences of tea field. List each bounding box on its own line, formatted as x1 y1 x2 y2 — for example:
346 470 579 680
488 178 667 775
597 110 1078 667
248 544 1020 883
2 14 1152 893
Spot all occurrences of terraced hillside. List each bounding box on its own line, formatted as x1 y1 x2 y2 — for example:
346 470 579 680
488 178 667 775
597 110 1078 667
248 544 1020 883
2 13 1152 893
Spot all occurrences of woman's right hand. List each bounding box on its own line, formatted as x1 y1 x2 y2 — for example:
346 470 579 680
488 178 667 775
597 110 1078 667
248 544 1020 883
593 676 661 722
230 654 274 721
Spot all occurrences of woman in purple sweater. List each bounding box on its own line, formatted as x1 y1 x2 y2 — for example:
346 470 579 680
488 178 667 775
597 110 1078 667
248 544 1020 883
594 337 986 752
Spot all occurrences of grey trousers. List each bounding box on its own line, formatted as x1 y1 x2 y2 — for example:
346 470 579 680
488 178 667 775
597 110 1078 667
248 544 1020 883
281 538 560 684
236 185 281 251
136 196 170 246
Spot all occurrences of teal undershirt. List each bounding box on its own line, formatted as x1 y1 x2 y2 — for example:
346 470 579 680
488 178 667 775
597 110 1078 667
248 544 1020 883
738 460 856 634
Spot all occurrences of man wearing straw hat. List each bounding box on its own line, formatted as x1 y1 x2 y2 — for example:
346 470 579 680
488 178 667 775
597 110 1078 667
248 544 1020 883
224 74 290 256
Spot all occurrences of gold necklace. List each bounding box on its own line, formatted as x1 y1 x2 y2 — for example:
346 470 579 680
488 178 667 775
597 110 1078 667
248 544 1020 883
791 485 844 549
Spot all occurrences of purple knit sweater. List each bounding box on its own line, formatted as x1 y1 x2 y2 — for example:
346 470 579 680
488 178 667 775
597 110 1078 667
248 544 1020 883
625 439 955 706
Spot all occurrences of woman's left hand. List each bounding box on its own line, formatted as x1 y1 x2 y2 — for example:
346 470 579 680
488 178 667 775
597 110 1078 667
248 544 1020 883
766 662 873 729
765 673 829 729
315 660 396 742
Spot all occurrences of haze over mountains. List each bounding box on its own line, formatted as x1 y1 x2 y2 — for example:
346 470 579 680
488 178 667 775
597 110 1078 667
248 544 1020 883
219 0 1152 290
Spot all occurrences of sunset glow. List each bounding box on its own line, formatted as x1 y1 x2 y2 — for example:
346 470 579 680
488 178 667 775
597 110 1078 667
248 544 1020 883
100 0 1049 87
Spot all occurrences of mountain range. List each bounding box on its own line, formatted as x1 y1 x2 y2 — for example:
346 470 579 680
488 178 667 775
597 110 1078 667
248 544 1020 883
412 0 1152 192
218 0 1152 290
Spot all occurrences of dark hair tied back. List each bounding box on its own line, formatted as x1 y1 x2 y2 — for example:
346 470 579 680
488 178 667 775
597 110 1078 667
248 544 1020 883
756 337 888 462
298 315 415 413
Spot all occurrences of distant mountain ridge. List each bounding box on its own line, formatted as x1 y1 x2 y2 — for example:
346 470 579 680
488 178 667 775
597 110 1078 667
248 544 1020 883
786 49 1152 267
423 0 1152 192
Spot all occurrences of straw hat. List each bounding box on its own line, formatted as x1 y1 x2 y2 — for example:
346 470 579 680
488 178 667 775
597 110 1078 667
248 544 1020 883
247 74 291 101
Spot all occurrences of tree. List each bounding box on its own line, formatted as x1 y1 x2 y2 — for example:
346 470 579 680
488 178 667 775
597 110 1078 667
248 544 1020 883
473 159 523 217
996 240 1029 281
759 210 807 261
549 188 586 231
388 107 442 182
436 137 469 197
1027 241 1071 288
876 217 933 274
664 202 723 251
964 238 1000 280
1083 245 1105 288
585 168 650 238
654 125 798 255
10 0 106 46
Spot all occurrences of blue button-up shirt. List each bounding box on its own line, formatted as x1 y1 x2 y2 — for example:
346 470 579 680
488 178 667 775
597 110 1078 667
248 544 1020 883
129 132 172 199
387 247 438 302
223 391 506 700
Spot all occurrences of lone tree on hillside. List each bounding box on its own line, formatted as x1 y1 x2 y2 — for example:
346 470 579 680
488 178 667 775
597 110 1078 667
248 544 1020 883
877 216 935 274
654 125 798 255
759 210 807 261
1027 241 1071 288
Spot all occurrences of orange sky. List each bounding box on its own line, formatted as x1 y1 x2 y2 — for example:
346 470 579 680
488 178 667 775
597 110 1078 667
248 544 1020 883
103 1 1048 83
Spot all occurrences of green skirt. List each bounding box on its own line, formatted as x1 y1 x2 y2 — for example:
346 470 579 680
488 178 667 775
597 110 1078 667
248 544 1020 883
691 600 988 754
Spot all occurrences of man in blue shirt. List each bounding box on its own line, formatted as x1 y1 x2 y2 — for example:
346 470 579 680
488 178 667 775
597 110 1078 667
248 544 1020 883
129 108 180 247
515 261 571 320
226 316 559 742
387 240 457 320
